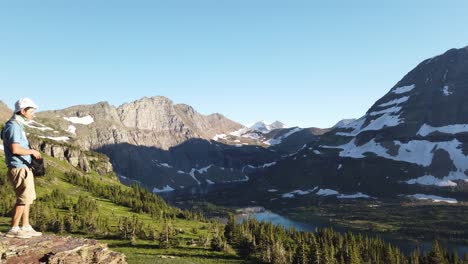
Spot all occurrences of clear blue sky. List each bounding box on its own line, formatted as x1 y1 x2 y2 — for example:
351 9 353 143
1 0 468 128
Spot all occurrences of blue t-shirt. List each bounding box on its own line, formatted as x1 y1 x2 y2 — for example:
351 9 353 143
2 118 31 168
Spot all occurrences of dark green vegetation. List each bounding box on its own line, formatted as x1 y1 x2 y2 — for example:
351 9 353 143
1 152 467 263
224 215 468 264
277 200 468 244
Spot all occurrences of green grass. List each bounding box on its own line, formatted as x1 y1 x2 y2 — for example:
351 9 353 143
0 153 246 264
0 216 244 264
102 239 247 264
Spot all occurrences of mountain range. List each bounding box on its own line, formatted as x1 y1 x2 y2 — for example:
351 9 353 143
2 46 468 204
0 96 323 193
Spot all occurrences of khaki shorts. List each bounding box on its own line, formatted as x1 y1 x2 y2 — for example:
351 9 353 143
8 167 37 205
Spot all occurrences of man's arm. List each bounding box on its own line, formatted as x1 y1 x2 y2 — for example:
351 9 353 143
11 143 42 159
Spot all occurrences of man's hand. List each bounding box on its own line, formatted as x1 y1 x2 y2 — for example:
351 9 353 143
31 149 42 159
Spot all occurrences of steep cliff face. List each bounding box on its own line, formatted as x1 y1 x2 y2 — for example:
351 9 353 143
37 96 244 151
27 136 114 175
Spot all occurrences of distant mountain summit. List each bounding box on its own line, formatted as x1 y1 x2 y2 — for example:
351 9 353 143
255 45 468 201
332 119 356 128
248 120 286 133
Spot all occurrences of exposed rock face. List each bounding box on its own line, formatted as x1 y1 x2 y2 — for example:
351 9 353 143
29 138 114 175
254 46 468 199
0 101 12 123
37 96 243 151
0 235 126 264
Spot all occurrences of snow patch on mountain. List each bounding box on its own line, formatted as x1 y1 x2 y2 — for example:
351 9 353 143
158 163 172 168
64 115 94 125
248 121 286 133
337 192 371 199
406 173 468 187
407 194 457 204
317 189 339 196
242 162 277 173
322 138 467 167
153 185 175 193
378 96 410 107
335 112 402 137
442 85 453 96
323 138 468 185
213 134 227 140
368 106 402 116
67 125 77 134
333 119 357 129
259 162 277 168
283 144 308 158
417 124 468 136
206 179 215 184
230 128 261 140
281 187 318 198
391 84 416 94
197 164 214 173
363 113 402 131
265 127 303 145
229 121 287 142
26 122 54 131
39 136 69 142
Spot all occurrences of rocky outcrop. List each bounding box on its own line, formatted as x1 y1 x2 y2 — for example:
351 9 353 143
0 235 126 264
29 138 114 175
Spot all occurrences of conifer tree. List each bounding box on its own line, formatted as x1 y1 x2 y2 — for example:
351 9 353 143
426 240 447 264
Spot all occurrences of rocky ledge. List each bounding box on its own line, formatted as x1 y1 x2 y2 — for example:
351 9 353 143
0 234 126 264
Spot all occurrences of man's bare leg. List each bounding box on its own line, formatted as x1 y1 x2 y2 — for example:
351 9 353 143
11 204 25 227
22 204 30 227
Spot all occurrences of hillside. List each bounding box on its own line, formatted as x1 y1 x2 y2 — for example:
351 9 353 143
0 149 245 264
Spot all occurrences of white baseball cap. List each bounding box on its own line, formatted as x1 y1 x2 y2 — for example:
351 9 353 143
14 98 38 113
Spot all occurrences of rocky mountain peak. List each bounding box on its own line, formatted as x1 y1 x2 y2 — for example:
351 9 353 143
117 96 178 131
332 45 468 141
332 119 356 128
269 121 286 130
258 45 468 199
249 120 286 133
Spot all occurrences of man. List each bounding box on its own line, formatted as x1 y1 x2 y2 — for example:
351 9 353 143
2 98 43 238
